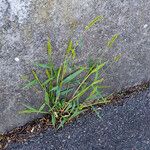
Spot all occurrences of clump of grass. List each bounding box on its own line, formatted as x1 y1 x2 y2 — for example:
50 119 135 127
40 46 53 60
20 16 120 129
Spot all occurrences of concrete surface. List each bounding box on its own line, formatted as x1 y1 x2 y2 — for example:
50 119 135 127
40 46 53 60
8 88 150 150
0 0 150 132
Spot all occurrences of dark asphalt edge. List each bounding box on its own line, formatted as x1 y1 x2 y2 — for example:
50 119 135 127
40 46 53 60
0 80 150 150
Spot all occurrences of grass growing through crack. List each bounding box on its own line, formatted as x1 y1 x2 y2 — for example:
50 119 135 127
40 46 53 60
20 16 120 129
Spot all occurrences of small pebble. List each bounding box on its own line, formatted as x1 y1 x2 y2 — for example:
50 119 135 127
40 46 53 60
68 135 71 139
144 24 148 28
30 127 35 133
15 57 20 62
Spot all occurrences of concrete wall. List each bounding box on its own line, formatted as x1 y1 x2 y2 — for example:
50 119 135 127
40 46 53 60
0 0 150 133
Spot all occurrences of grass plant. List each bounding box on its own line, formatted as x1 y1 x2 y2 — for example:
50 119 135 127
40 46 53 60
20 16 120 129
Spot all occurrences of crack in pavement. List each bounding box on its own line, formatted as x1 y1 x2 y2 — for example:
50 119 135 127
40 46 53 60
0 81 150 149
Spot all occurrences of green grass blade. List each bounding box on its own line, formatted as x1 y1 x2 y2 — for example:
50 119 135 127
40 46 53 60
47 38 52 57
91 106 101 119
45 91 50 106
23 80 37 89
73 85 90 100
61 60 67 80
70 101 77 113
34 63 51 69
114 53 123 62
83 98 111 108
45 69 51 79
91 78 104 86
32 70 44 89
69 109 85 120
66 40 76 59
65 102 73 112
19 109 38 114
71 49 76 59
87 93 103 101
22 103 38 111
51 113 56 127
19 104 42 114
66 40 73 54
73 78 104 100
57 118 68 129
56 86 61 98
98 85 111 89
94 67 99 82
88 86 97 99
49 86 59 92
107 34 119 48
61 88 74 96
91 63 106 74
38 103 46 113
42 78 53 86
20 109 48 114
70 64 104 103
57 66 62 84
63 68 84 84
85 16 103 31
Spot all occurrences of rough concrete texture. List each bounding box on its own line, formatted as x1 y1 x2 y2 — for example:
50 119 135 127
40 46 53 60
0 0 150 132
8 88 150 150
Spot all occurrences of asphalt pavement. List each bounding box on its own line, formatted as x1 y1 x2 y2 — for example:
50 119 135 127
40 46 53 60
7 88 150 150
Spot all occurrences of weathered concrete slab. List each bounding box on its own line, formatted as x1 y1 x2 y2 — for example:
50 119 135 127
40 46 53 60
0 0 150 133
